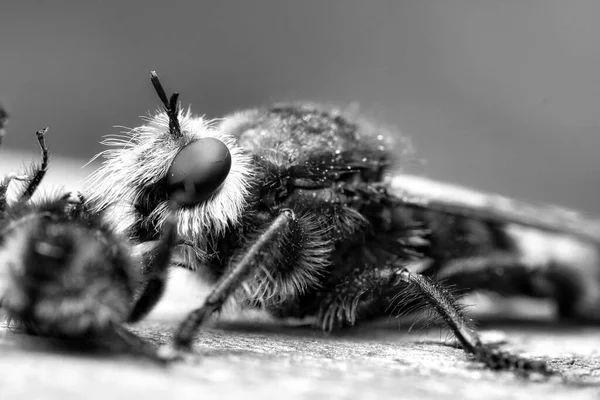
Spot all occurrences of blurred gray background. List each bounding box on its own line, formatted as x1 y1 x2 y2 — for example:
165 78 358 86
2 1 600 212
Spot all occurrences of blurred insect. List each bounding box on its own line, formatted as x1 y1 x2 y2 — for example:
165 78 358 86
85 71 600 375
0 123 180 362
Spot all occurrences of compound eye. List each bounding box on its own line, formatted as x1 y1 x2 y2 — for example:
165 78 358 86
166 137 232 205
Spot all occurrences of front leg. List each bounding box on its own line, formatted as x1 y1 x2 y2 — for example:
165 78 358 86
108 322 169 365
165 209 296 355
127 198 181 323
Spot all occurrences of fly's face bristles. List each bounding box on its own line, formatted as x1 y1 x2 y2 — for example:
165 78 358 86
86 110 253 270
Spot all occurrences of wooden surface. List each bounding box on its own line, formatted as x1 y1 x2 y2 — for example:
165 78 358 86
2 269 600 400
2 152 600 399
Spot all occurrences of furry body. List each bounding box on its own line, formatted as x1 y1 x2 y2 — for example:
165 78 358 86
0 194 136 336
0 127 135 336
86 102 600 331
0 128 179 362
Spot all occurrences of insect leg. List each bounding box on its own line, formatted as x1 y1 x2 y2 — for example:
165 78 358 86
109 322 167 364
435 253 583 317
171 209 295 349
61 191 88 216
436 253 523 279
1 128 48 211
0 106 7 147
435 252 545 295
397 267 553 375
127 199 180 323
0 173 21 212
318 267 397 333
18 128 49 202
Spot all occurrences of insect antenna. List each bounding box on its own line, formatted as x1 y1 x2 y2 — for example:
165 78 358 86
171 209 296 349
150 71 182 139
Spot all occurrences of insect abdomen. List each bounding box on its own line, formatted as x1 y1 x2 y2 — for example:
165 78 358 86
504 224 600 319
417 207 600 321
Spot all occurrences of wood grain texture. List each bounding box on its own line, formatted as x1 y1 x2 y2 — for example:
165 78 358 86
1 153 600 399
2 268 600 400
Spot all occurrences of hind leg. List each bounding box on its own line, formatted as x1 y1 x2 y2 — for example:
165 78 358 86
397 265 553 375
316 258 554 376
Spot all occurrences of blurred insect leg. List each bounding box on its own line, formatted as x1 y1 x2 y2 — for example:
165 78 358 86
436 253 572 312
19 128 49 202
172 209 295 349
60 191 89 216
0 106 8 147
398 267 553 375
109 322 165 364
436 253 522 278
127 280 167 324
318 267 397 333
0 173 23 211
127 200 180 323
435 252 539 293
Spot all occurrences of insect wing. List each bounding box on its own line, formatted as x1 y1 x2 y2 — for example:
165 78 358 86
388 174 600 243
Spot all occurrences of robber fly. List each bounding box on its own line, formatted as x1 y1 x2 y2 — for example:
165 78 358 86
84 71 600 375
0 121 181 362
